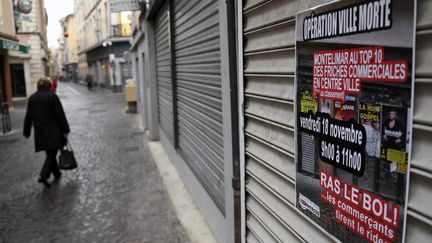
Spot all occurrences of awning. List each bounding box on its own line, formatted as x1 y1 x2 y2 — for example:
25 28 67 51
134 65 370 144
0 38 29 54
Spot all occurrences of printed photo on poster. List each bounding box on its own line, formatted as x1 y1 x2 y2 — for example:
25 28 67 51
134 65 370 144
381 105 408 173
360 103 381 158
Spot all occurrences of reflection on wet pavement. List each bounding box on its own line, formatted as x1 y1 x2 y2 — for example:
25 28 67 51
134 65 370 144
0 83 189 242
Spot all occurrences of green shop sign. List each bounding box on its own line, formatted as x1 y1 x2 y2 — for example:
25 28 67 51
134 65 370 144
0 38 29 54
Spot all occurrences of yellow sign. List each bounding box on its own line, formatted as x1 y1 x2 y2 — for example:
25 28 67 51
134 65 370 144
387 148 408 173
300 94 317 113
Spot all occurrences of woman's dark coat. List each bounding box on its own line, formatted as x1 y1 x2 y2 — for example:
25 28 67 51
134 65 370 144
23 88 70 152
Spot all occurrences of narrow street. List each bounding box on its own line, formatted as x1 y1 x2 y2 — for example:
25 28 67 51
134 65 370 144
0 83 189 242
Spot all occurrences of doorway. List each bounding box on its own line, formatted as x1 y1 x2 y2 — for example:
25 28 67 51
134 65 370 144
10 63 26 97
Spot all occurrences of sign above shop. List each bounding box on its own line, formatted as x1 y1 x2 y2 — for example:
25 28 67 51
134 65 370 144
109 0 140 13
295 0 416 242
0 38 29 53
17 0 32 14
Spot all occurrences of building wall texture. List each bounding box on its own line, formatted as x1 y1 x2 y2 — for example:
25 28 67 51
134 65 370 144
74 0 134 88
17 0 49 94
0 0 16 107
0 0 16 37
64 15 78 65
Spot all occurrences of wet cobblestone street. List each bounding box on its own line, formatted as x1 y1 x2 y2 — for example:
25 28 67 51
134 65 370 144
0 83 190 243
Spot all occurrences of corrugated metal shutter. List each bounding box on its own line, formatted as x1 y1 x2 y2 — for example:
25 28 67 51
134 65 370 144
120 62 133 84
407 0 432 240
242 0 432 241
300 133 316 175
155 3 174 142
173 0 225 214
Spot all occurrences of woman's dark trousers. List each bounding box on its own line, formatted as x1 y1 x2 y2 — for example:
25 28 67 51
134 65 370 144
40 150 61 180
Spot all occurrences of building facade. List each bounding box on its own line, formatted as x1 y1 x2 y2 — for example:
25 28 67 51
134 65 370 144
59 14 78 82
131 0 432 242
0 0 29 107
50 47 62 77
74 0 134 91
15 0 49 95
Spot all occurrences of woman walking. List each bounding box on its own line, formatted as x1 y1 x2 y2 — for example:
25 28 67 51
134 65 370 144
23 77 70 188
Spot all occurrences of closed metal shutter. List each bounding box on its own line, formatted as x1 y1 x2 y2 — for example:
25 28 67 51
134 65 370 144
102 60 110 87
120 62 133 84
173 0 225 213
407 0 432 240
300 133 316 175
242 0 432 242
242 0 332 241
155 3 174 142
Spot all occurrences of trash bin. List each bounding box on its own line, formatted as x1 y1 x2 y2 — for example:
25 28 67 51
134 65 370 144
124 79 137 113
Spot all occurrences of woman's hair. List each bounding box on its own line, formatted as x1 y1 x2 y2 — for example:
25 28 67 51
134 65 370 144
37 77 52 90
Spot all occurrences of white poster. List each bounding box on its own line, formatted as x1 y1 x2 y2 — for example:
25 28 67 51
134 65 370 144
295 0 416 242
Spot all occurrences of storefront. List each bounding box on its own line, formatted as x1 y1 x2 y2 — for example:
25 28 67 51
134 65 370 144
0 51 9 105
65 63 78 83
131 0 432 242
85 40 132 91
0 37 29 106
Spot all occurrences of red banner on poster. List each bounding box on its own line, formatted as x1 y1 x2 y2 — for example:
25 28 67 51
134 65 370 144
312 47 408 101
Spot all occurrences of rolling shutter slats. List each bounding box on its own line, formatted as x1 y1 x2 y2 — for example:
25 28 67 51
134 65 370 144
155 3 174 142
173 0 225 214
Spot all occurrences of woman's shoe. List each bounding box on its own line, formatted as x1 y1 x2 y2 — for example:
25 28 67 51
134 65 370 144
37 178 51 188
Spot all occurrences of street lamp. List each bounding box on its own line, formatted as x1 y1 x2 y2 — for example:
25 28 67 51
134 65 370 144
102 41 112 47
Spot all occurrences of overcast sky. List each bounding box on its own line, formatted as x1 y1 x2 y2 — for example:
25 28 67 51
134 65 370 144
45 0 74 48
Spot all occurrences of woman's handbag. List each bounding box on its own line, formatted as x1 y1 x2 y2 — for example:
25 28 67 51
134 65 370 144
58 140 78 170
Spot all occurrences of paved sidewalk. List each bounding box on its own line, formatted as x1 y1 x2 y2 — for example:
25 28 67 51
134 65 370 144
0 83 190 242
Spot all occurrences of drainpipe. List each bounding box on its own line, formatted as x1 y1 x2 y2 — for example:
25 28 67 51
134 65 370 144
226 0 241 242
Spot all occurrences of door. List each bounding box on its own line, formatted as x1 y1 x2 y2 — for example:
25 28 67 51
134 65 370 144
10 64 26 97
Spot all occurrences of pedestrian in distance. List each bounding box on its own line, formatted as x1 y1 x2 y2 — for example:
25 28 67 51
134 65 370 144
50 75 58 93
23 77 71 188
85 74 93 91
